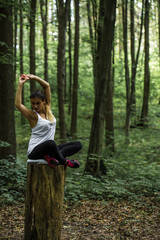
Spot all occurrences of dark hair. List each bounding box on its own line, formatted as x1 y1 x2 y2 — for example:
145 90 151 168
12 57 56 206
29 90 46 101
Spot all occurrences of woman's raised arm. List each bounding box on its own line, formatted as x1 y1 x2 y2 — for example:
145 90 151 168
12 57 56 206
15 75 34 121
15 75 28 108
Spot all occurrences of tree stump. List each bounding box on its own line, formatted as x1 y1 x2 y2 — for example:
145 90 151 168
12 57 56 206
24 163 65 240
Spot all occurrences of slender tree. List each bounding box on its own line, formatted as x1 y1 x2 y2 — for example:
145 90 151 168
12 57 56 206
20 0 24 77
130 0 144 113
29 0 37 93
71 0 80 137
13 0 18 83
0 2 16 159
56 0 70 141
19 0 26 124
158 0 160 104
86 0 98 89
117 4 123 59
85 0 117 177
158 0 160 62
68 0 72 115
122 0 131 140
105 52 115 153
141 0 150 125
40 0 48 82
130 0 136 109
122 0 144 139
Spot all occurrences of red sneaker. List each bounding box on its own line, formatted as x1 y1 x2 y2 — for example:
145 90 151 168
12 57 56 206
44 155 59 167
65 159 80 168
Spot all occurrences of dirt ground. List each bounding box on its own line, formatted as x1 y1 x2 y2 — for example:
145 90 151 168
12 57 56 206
0 198 160 240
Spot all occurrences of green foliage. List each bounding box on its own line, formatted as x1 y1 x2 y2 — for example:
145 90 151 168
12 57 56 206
64 134 160 203
0 0 15 7
0 140 10 148
0 157 27 205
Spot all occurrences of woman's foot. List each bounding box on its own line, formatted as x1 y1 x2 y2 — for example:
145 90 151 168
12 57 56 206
44 155 59 167
65 159 80 168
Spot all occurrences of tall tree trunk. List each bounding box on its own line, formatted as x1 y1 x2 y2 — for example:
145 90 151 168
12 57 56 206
85 0 117 177
118 4 123 59
158 0 160 63
105 52 115 153
13 0 18 83
71 0 80 137
20 0 25 124
68 1 72 115
56 0 70 142
86 0 98 89
20 0 24 86
95 0 105 91
130 0 136 110
0 3 16 159
158 0 160 104
87 0 114 172
29 0 37 93
122 0 130 141
40 0 48 82
130 0 144 115
141 0 150 125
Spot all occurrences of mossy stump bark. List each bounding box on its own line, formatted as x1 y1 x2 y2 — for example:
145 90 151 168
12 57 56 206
24 163 65 240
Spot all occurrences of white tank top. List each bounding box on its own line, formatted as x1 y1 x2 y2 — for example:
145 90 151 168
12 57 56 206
27 111 56 155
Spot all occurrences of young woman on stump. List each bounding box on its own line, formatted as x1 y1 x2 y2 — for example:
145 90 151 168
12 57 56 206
15 74 82 168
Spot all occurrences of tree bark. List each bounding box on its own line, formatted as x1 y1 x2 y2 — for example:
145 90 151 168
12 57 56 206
0 3 16 159
24 164 65 240
71 0 80 137
122 0 131 141
130 0 136 109
158 0 160 104
20 0 24 77
86 0 98 89
158 0 160 63
68 1 72 115
141 0 150 125
105 53 115 153
13 0 18 84
85 0 117 177
20 0 25 124
130 0 144 114
118 4 123 59
87 0 114 170
56 0 70 142
40 0 49 82
29 0 37 93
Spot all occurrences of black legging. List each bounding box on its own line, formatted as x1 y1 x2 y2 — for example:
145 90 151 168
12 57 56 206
28 140 82 165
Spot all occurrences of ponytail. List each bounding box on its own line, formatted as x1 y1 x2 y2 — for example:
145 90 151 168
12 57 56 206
45 104 54 122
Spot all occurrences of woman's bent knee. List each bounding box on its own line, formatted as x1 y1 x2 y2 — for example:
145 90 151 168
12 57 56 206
76 141 82 150
46 140 56 146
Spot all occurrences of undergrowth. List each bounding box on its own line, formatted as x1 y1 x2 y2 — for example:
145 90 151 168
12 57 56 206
64 140 160 203
0 157 27 205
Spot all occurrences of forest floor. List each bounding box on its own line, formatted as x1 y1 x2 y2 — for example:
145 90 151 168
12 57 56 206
0 197 160 240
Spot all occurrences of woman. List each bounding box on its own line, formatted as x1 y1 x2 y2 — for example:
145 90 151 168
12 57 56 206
15 74 82 168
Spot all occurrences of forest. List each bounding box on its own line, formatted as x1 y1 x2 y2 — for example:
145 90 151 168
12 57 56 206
0 0 160 239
